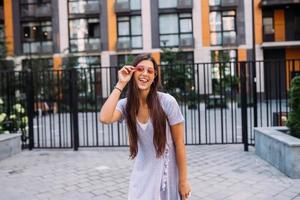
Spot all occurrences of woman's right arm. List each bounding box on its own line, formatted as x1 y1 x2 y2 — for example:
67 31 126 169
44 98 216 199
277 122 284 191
98 65 135 124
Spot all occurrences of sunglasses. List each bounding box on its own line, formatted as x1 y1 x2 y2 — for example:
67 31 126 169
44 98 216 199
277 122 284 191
134 65 156 75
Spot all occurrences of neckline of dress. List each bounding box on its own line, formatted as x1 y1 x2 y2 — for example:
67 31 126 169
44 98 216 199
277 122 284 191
137 118 150 125
136 118 150 131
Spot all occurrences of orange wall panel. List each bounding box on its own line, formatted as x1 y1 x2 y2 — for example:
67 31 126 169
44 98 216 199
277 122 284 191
201 0 210 47
152 52 160 65
286 48 300 88
107 0 117 51
274 9 285 41
254 0 262 44
4 0 14 56
286 48 300 60
53 56 62 70
238 49 247 62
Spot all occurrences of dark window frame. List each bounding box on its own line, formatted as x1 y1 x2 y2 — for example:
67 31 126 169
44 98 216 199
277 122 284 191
159 12 193 48
20 0 52 18
117 14 143 49
21 20 53 54
115 0 141 11
262 9 274 42
209 9 237 46
68 17 101 53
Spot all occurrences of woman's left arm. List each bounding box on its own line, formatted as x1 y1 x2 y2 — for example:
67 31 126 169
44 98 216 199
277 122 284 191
171 122 191 200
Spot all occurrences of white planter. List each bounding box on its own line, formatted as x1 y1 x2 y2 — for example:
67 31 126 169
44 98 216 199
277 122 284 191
255 127 300 179
0 133 22 161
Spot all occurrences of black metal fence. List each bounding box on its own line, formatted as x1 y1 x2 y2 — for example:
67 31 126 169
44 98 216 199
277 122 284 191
0 59 299 150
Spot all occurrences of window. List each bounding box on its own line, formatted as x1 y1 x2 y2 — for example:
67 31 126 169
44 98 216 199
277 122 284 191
20 0 51 17
285 6 300 41
159 13 193 47
21 21 53 53
115 0 141 11
159 0 177 9
130 0 141 10
117 16 142 49
68 0 100 14
209 0 221 6
263 18 273 34
262 10 274 42
69 18 100 52
210 10 236 46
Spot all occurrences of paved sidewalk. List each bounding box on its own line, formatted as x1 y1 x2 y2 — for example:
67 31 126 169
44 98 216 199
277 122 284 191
0 145 300 200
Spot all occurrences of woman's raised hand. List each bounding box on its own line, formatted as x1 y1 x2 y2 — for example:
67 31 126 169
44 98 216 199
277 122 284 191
118 65 135 84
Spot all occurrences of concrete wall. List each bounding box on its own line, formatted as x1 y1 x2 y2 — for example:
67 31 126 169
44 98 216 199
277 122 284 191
0 133 22 161
255 127 300 179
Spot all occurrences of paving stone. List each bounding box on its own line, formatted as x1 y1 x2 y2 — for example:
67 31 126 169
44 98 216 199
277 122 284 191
0 145 300 200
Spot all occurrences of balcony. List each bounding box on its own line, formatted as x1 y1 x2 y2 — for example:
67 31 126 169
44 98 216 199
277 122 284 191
86 39 101 51
68 1 100 15
35 4 52 17
84 2 100 13
115 0 130 13
261 0 300 7
221 0 238 7
117 40 131 51
21 4 52 18
179 36 194 48
261 41 300 49
177 0 193 9
23 41 53 54
70 38 101 52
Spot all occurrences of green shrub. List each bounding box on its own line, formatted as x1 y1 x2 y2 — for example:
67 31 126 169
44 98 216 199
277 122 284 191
0 97 28 135
286 76 300 138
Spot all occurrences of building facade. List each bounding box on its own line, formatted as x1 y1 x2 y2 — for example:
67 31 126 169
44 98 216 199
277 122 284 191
0 0 299 70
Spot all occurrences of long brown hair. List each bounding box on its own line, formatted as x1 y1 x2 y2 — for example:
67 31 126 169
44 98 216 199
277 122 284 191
125 54 167 159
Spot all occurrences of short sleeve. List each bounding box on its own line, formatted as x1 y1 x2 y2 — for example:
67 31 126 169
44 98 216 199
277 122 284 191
164 94 185 126
116 98 127 122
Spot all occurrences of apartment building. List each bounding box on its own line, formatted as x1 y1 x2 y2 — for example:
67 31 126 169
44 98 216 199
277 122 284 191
0 0 299 72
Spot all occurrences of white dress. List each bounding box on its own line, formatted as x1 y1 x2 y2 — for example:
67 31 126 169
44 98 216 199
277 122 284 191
116 92 185 200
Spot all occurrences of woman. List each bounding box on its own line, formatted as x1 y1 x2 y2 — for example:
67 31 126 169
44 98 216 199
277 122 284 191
99 54 191 200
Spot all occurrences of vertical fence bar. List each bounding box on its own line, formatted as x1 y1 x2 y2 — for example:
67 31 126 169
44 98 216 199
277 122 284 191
70 69 79 151
240 62 249 151
26 70 34 150
252 60 258 128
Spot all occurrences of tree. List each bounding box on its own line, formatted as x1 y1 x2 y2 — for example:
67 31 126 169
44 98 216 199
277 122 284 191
160 47 196 108
286 76 300 138
211 51 239 96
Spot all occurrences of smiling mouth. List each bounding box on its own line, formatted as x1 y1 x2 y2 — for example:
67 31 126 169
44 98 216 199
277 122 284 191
139 77 149 83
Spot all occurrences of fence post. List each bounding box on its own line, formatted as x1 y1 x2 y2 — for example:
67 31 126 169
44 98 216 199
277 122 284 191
70 69 79 151
26 70 34 150
252 61 258 128
240 62 249 151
